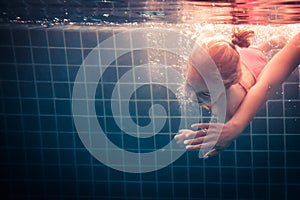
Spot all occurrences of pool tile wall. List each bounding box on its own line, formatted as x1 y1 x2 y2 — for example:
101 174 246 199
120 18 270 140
0 25 299 200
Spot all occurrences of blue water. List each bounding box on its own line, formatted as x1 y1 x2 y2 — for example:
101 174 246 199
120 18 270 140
0 19 300 200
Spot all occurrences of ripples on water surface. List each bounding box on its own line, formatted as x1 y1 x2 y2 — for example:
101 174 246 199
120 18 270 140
1 0 300 25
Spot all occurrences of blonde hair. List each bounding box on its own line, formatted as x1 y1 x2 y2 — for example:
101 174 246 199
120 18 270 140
203 28 255 88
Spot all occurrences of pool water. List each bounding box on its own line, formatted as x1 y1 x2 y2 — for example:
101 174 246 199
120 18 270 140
1 1 300 199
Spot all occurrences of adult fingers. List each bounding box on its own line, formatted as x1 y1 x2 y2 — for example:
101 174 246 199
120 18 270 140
191 123 210 129
183 129 215 145
175 129 197 144
176 129 207 140
177 129 197 138
203 148 220 158
185 140 215 150
183 137 205 145
192 122 224 129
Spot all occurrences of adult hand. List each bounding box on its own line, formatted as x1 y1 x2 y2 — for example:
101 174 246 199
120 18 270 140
175 120 243 158
174 128 208 148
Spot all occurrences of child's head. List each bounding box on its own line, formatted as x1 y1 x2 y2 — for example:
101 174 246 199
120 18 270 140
202 39 241 88
185 28 255 103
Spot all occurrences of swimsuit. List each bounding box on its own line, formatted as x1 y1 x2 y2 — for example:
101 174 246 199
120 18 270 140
238 46 268 92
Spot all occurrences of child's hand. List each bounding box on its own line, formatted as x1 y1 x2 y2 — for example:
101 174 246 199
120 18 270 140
269 35 287 49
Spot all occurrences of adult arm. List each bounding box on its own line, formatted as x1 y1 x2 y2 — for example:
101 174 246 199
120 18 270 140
227 31 300 135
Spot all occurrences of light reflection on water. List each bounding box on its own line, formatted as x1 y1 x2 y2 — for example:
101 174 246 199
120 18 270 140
1 0 300 25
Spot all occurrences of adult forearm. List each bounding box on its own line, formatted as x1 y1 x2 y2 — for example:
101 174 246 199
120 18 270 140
226 31 300 134
226 81 270 134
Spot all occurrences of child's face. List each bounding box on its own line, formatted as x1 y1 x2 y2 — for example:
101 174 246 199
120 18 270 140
185 62 211 105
